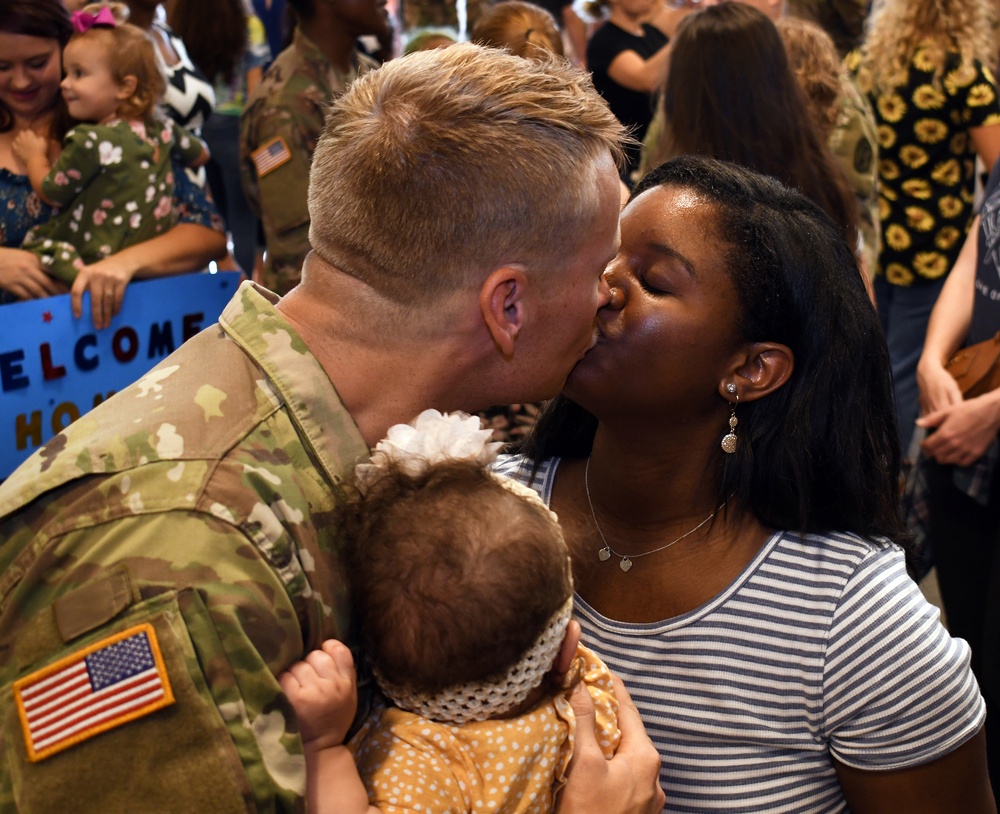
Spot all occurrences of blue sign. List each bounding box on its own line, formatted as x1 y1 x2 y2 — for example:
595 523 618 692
0 272 241 478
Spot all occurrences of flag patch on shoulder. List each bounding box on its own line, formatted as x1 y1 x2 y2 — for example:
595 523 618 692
251 136 292 178
14 623 175 762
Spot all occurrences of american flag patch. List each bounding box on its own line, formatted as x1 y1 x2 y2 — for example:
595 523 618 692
14 623 175 762
251 136 292 178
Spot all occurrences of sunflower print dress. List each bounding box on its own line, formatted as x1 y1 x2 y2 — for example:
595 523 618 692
847 43 1000 287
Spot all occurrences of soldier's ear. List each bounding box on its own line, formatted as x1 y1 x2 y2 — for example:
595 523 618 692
480 265 527 358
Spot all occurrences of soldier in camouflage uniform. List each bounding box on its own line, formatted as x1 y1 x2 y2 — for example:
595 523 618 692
240 0 384 296
0 44 665 813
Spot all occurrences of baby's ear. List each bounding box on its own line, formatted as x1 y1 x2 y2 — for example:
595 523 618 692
552 619 581 678
116 74 138 102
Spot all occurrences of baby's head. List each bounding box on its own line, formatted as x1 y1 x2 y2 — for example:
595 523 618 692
64 3 165 123
342 411 575 723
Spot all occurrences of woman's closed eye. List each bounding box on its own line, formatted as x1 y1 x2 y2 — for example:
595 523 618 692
637 271 671 295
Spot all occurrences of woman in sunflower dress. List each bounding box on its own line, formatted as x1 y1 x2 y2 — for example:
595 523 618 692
847 0 1000 455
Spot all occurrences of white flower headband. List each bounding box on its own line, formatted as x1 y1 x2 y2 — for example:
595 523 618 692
357 408 559 522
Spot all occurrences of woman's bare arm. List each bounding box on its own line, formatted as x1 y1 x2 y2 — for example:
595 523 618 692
835 726 996 814
71 223 227 329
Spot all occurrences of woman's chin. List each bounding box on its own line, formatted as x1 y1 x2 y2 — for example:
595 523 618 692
562 354 603 405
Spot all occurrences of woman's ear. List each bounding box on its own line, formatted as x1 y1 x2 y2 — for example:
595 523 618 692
721 342 794 403
479 265 528 358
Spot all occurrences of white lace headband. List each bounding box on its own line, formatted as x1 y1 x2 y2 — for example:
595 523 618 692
374 595 574 724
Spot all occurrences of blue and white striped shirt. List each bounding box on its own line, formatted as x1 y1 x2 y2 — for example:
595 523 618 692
495 455 985 813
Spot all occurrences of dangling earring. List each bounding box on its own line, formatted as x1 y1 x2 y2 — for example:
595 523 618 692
721 383 738 454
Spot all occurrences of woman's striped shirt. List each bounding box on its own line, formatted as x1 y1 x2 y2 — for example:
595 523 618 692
494 455 984 813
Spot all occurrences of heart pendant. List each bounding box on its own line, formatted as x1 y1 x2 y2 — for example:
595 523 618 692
598 547 611 561
620 557 633 573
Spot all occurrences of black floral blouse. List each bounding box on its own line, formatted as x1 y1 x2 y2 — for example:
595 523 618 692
847 43 1000 286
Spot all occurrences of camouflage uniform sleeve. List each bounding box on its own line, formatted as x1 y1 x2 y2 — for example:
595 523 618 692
240 82 325 294
0 511 309 813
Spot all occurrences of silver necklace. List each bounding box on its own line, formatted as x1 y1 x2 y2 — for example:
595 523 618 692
583 457 724 573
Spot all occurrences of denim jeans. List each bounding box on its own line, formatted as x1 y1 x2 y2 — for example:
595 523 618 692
874 275 946 453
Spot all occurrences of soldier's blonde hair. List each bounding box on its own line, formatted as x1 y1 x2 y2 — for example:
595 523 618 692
857 0 996 93
307 43 627 304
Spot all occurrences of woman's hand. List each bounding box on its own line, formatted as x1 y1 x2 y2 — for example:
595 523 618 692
558 674 665 814
71 254 138 330
916 356 963 417
917 390 1000 467
0 247 69 299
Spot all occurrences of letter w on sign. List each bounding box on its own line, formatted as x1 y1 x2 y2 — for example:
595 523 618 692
14 623 175 761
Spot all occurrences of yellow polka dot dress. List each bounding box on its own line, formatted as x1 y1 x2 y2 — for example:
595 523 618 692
348 645 620 813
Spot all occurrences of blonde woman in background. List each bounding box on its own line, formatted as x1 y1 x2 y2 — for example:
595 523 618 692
847 0 1000 453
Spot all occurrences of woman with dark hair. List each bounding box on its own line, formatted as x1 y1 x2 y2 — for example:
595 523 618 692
496 155 994 811
0 0 226 324
168 0 272 274
122 0 216 133
0 0 72 300
643 3 862 272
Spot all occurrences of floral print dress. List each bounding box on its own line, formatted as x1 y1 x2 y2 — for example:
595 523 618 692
847 43 1000 287
21 117 204 283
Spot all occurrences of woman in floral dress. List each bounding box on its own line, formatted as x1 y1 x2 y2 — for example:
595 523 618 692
847 0 1000 452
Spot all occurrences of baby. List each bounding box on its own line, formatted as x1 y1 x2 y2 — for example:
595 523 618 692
279 410 620 814
13 3 208 284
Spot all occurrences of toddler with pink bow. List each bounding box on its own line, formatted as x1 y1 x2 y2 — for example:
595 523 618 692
12 3 208 284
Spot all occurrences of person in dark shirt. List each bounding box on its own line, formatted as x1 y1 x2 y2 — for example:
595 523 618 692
585 0 670 185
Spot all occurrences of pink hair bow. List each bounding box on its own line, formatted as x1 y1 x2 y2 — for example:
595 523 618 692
71 7 118 33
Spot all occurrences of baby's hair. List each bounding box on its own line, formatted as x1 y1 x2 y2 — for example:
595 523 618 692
472 1 565 59
73 3 166 120
341 459 573 694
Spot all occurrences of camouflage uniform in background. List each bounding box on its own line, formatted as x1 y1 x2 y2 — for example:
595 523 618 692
240 29 376 296
829 75 880 276
0 282 369 813
787 0 868 57
400 0 488 34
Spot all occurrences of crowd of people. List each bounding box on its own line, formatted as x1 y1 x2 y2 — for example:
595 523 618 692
2 0 1000 811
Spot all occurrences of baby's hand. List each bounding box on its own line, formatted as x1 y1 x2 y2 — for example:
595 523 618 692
12 130 48 163
279 640 358 752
